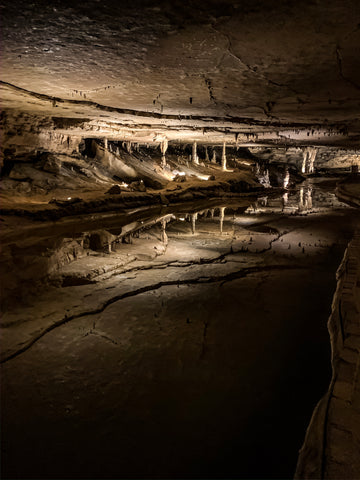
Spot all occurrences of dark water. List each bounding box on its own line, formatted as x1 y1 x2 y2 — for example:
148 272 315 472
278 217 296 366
1 178 359 479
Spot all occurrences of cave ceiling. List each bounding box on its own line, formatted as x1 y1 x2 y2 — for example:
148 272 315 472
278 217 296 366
1 0 360 147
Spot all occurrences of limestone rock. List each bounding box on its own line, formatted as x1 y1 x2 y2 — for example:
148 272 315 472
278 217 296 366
41 154 62 174
129 180 146 192
106 184 122 195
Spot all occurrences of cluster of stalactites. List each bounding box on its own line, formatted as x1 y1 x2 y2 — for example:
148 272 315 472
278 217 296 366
255 163 271 188
302 147 317 173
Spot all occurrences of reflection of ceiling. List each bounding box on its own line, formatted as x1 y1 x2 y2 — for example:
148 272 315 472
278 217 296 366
1 0 360 146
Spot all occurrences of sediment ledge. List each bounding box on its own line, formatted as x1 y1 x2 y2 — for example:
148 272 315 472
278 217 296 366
295 232 360 479
0 181 268 221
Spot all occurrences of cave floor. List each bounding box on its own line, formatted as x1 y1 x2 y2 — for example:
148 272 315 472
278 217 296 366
1 179 360 479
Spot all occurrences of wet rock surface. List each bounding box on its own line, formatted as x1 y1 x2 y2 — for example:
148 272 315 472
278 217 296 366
296 232 360 479
1 178 359 478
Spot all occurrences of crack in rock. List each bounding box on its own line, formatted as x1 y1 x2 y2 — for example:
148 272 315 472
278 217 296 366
1 264 305 364
335 45 360 91
204 76 216 103
84 329 118 345
210 25 301 98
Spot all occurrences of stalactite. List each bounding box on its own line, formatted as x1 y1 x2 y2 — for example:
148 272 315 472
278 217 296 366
221 142 227 171
256 165 271 188
302 149 308 173
308 148 317 173
302 147 317 173
160 138 168 168
192 141 199 165
205 146 209 162
104 138 108 150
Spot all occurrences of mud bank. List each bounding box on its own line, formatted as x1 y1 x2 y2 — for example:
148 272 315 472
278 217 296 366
0 176 266 221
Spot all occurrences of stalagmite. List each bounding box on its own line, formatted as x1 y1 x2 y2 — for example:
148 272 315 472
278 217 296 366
192 141 199 165
221 142 227 171
160 138 168 168
212 151 217 164
219 207 225 234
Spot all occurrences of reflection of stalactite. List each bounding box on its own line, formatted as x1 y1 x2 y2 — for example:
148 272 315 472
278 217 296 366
191 213 197 234
219 207 225 234
222 142 227 171
299 186 312 211
299 187 304 210
282 192 288 207
283 168 290 188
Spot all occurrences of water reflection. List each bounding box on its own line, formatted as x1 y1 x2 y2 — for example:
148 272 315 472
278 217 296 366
245 179 344 216
61 180 351 252
2 178 353 303
2 177 358 480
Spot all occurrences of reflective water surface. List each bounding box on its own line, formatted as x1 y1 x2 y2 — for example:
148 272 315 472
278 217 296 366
1 178 360 479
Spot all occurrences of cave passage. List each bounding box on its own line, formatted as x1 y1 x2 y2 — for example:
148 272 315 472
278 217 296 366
1 178 359 479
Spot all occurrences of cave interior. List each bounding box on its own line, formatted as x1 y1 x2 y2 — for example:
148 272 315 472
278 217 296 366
1 1 360 479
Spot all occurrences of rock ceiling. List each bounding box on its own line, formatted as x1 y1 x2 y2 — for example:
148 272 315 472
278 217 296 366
1 0 360 147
